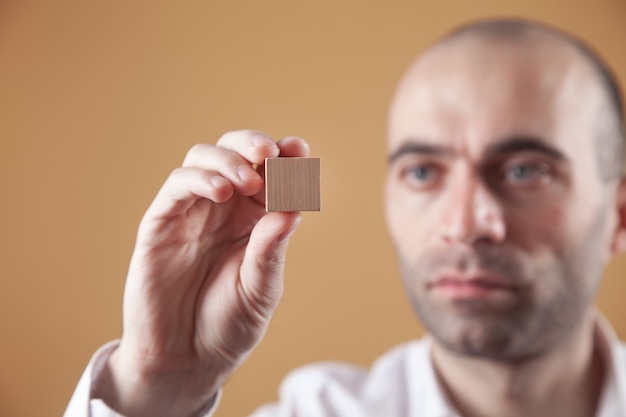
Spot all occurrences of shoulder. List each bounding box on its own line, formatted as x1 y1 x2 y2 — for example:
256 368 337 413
251 339 430 417
281 339 427 393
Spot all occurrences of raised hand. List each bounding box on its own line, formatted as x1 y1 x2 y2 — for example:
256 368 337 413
96 131 310 417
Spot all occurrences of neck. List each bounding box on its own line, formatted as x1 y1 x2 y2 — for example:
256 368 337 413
431 312 605 417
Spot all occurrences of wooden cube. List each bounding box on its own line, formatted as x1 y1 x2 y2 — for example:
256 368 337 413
265 157 321 212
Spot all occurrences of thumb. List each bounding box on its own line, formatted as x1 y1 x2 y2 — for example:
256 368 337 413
238 212 302 317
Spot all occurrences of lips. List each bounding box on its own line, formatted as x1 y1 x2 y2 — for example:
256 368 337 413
428 274 517 300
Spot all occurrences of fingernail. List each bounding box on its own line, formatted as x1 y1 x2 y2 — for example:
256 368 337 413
252 135 278 151
252 135 268 146
210 176 229 188
285 136 306 146
237 165 259 181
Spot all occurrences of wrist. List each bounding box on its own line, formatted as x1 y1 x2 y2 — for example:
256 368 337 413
92 346 221 417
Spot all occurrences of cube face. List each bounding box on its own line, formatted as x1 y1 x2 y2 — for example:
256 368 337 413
265 157 321 212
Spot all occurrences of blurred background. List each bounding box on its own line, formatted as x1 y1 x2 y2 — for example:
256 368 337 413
1 1 625 415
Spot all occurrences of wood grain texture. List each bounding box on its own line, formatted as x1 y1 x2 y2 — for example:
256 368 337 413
265 157 321 211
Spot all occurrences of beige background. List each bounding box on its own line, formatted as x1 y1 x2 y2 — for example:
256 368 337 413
1 1 625 416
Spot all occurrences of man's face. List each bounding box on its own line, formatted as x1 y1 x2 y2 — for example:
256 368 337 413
385 36 618 361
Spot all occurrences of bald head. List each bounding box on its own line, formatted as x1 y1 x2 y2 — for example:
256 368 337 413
444 19 623 126
389 18 625 180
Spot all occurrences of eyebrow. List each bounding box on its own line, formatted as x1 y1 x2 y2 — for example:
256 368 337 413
387 141 452 164
388 136 567 164
485 137 567 161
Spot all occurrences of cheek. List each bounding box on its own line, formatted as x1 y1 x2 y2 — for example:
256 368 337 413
385 184 441 278
384 181 435 262
507 204 567 252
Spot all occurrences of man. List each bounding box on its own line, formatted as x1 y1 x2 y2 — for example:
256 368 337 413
65 17 626 417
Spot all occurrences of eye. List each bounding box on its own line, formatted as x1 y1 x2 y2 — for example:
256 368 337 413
400 164 442 189
502 161 552 187
507 164 534 182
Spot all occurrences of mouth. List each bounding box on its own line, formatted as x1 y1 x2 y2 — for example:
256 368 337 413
427 274 518 301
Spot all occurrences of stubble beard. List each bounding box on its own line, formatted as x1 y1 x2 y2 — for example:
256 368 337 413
400 239 602 362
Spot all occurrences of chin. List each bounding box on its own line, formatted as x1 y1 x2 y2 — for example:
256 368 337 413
421 307 534 361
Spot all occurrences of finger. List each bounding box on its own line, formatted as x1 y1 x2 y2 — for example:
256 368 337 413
276 136 311 158
182 145 264 196
237 212 302 317
216 130 280 165
249 136 312 204
145 167 235 219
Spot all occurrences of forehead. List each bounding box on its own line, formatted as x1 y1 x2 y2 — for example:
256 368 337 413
387 35 601 157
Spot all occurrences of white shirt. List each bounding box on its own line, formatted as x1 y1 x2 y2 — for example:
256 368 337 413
64 314 626 417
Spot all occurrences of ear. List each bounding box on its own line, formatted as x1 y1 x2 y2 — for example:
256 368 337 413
610 179 626 255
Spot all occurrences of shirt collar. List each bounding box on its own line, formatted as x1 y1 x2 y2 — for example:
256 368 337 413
409 336 459 417
414 311 626 417
592 311 626 417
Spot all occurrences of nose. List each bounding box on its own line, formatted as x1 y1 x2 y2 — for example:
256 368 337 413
440 174 506 245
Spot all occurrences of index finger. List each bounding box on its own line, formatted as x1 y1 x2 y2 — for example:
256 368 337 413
215 130 280 165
